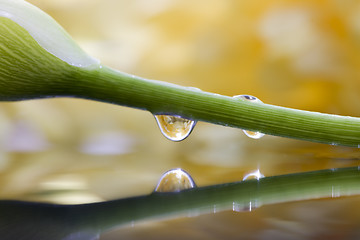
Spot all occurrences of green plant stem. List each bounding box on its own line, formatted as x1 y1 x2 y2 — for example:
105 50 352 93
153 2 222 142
68 66 360 147
1 167 360 239
1 16 360 147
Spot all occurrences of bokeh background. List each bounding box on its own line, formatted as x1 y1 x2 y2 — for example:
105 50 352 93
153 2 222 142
1 0 360 239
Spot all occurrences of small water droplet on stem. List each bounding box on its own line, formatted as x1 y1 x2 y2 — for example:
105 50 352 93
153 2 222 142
154 115 196 141
233 95 265 139
242 169 265 181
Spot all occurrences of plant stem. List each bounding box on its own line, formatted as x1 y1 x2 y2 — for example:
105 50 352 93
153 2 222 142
1 167 360 239
77 166 360 232
1 15 360 147
68 66 360 147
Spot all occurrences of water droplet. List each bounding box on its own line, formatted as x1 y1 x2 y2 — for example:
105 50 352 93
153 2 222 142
154 115 196 141
154 168 196 193
243 130 264 139
186 86 202 92
233 94 262 103
233 95 265 139
242 169 265 181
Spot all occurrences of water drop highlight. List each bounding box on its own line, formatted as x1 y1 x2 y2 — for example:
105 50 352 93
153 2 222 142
242 169 265 181
233 95 265 139
154 168 196 193
154 115 196 141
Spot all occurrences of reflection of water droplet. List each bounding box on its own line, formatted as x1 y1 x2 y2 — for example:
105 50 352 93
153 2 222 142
246 199 260 212
154 168 196 192
233 200 261 212
233 95 265 139
243 130 264 139
242 169 265 181
154 115 196 141
232 202 242 212
248 201 254 211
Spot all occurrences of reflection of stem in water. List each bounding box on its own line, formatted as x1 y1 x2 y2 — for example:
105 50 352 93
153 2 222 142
1 167 360 239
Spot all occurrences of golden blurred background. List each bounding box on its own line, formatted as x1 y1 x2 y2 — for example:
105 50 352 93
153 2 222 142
1 0 360 239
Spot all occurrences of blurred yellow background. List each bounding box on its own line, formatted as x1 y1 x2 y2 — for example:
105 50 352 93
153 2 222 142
1 0 360 239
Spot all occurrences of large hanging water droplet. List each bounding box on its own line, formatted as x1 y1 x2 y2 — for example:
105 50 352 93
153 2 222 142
233 95 265 139
154 168 196 192
154 115 196 141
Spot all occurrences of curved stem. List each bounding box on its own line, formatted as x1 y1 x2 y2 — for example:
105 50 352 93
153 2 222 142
1 15 360 147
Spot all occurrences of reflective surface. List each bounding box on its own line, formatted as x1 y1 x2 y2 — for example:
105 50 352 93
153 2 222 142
2 0 360 239
103 196 360 240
